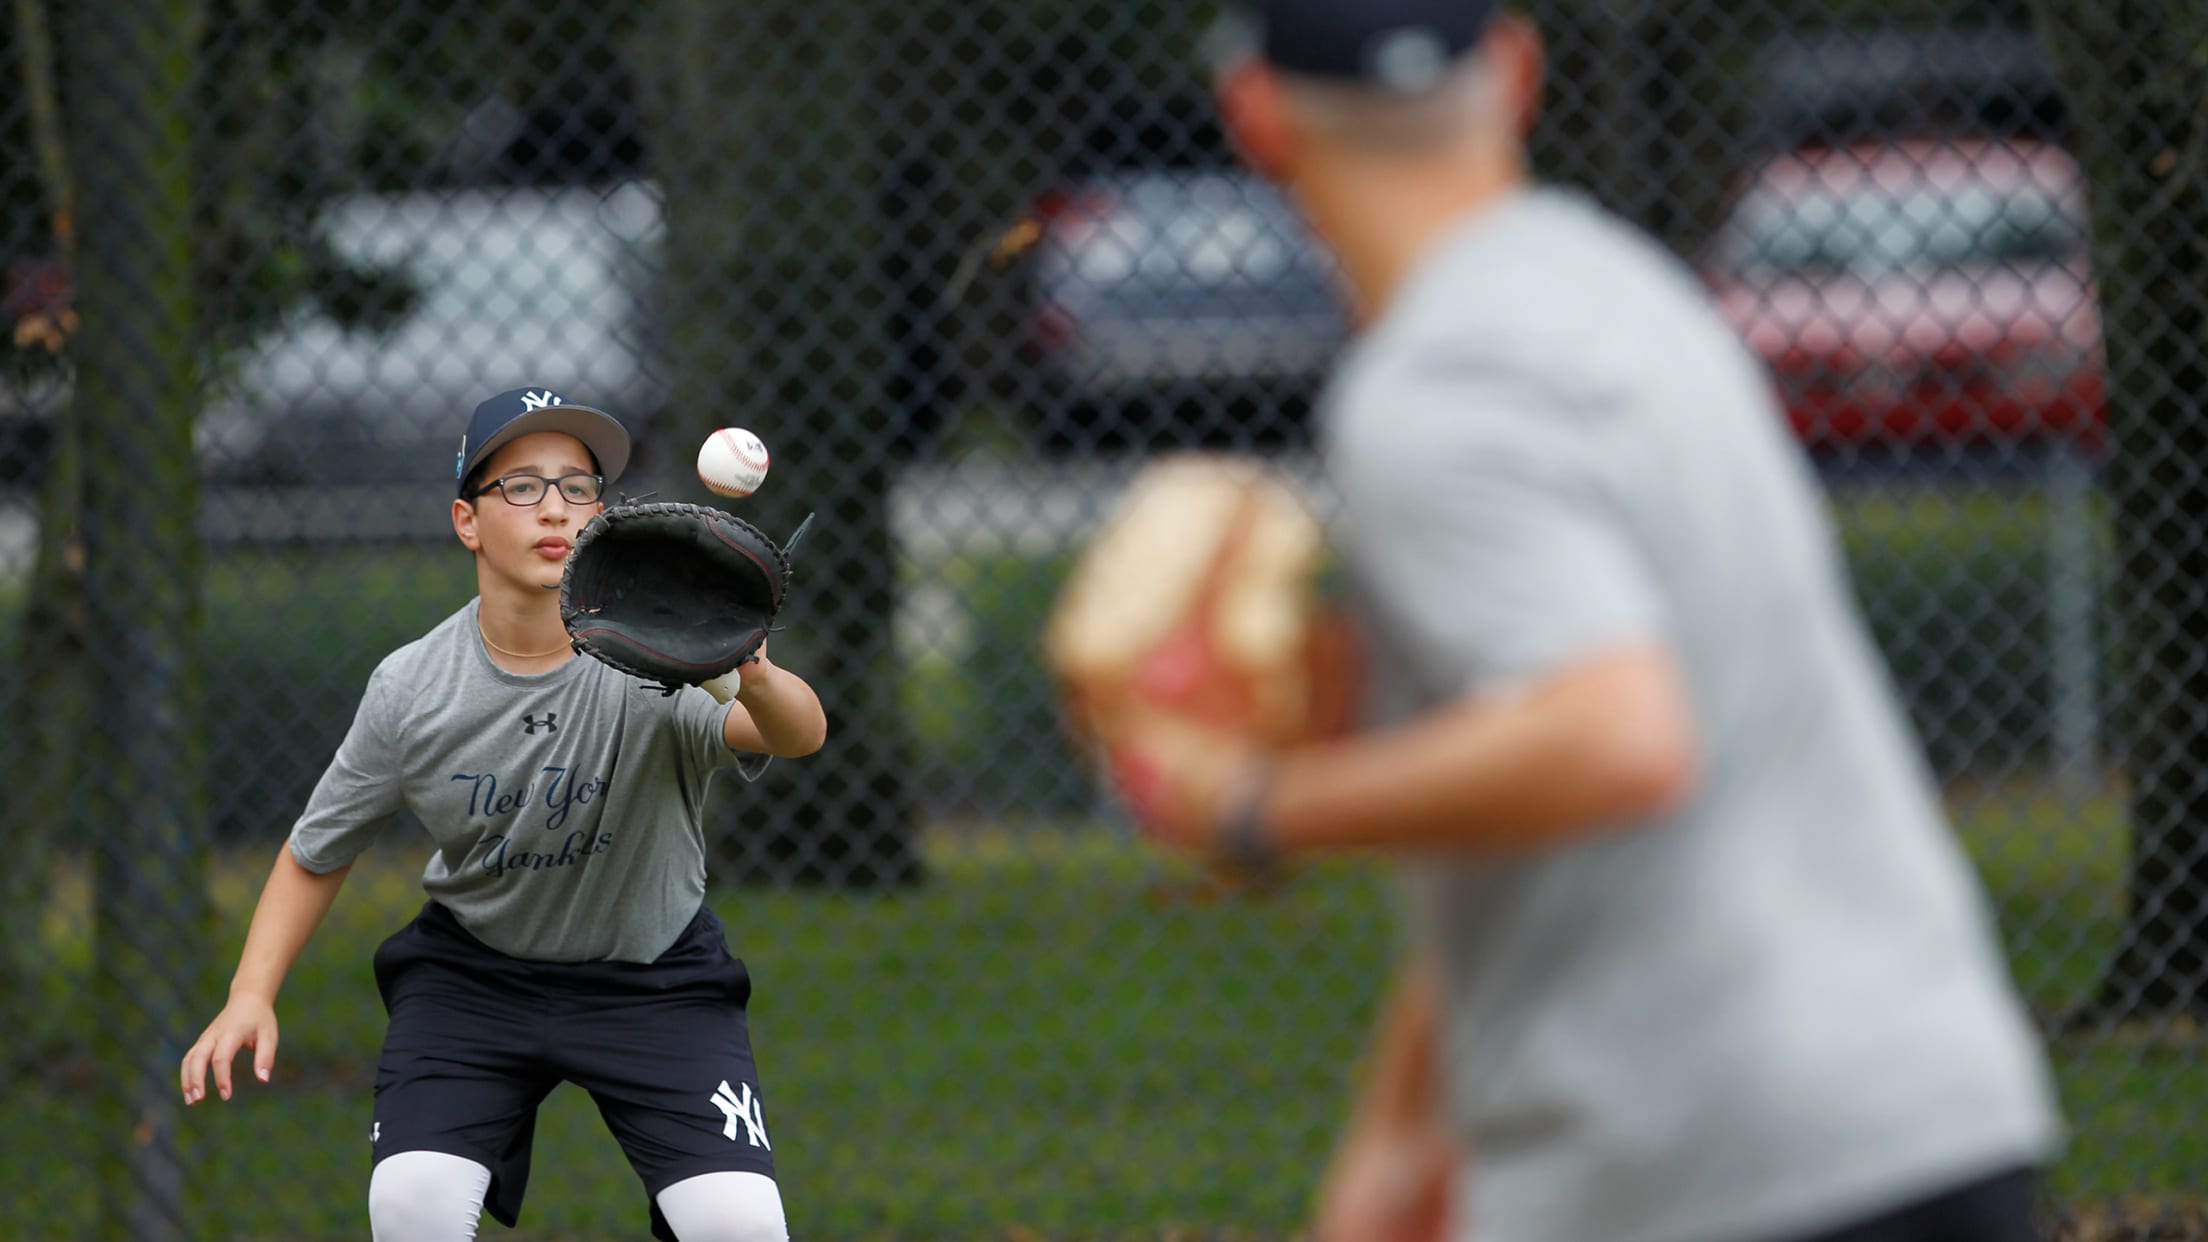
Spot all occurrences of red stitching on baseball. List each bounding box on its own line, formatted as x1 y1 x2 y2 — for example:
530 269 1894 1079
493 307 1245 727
716 429 769 471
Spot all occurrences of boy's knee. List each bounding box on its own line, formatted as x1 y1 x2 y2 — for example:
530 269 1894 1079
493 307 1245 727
657 1170 788 1242
368 1149 492 1242
678 1214 788 1242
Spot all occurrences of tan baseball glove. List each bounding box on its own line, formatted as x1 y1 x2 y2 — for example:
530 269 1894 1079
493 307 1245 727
1045 454 1358 852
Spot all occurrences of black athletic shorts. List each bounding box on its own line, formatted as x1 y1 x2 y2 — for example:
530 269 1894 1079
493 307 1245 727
1783 1165 2043 1242
369 900 776 1242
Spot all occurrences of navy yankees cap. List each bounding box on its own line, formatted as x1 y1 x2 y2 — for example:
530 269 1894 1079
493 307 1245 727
455 386 631 497
1242 0 1495 93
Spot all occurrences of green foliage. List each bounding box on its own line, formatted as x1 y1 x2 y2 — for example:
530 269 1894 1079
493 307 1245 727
199 547 476 839
1837 483 2113 777
904 550 1093 817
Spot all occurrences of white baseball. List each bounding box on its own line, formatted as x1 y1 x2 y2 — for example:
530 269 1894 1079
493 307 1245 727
698 427 770 498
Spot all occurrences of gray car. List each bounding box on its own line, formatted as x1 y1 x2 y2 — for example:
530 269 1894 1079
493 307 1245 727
974 168 1347 454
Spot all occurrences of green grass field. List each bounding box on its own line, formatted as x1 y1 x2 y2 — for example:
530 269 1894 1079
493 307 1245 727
4 791 2203 1240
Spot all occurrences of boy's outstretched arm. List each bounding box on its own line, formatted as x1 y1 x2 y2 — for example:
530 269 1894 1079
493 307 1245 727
180 846 350 1104
720 644 828 757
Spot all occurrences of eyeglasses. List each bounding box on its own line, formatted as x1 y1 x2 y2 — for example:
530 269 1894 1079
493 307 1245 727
473 472 604 506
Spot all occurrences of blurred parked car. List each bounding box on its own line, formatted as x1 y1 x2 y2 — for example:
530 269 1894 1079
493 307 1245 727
1705 137 2102 458
958 83 1348 454
998 170 1347 452
992 135 2104 462
196 180 666 484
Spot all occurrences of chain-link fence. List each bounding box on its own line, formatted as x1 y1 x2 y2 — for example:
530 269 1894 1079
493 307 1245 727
1 0 2202 1238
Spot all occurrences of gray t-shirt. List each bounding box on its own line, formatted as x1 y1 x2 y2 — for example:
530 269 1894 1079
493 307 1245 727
289 598 756 963
1321 189 2061 1242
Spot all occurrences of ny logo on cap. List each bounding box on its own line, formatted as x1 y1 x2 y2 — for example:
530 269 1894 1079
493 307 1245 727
1368 28 1450 92
519 389 565 412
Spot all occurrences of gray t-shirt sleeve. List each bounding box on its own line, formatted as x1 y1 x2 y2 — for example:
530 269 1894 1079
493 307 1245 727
677 685 771 782
1338 364 1668 697
288 664 406 873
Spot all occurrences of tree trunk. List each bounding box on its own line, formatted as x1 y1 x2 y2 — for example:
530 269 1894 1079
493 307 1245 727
65 0 211 1236
2028 0 2208 1024
190 0 277 350
0 0 81 1081
634 0 920 887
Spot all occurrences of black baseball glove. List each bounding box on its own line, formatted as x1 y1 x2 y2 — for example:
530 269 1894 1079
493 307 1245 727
559 501 808 695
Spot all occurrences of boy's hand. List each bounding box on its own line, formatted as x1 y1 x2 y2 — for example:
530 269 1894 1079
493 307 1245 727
180 995 280 1104
735 641 777 697
701 640 778 705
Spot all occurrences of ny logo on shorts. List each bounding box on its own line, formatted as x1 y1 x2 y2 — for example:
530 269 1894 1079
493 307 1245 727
522 712 558 735
709 1079 770 1149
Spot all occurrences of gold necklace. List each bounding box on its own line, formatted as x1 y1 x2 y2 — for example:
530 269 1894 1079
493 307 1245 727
478 622 569 660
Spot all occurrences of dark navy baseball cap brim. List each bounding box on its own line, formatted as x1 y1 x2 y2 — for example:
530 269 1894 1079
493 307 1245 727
1242 0 1494 93
456 387 631 497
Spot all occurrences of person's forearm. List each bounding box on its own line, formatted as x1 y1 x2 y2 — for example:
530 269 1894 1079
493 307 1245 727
228 847 349 1002
1269 645 1696 854
736 663 828 755
1350 953 1445 1134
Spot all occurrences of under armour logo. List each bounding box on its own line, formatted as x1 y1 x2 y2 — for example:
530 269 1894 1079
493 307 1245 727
518 389 564 412
370 1122 380 1144
709 1080 770 1149
522 713 558 735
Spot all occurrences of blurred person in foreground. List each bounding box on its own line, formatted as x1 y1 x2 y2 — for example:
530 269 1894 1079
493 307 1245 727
1117 3 2063 1240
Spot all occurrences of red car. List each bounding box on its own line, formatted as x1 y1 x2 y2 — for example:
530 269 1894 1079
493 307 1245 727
1706 138 2102 456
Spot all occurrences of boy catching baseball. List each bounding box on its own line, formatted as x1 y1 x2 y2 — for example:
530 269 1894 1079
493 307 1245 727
181 387 824 1242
